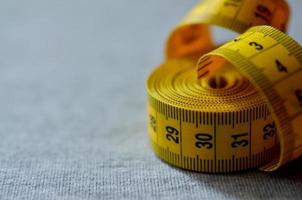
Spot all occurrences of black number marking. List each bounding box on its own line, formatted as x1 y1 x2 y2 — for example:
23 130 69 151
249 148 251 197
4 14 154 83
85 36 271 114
263 122 276 140
234 38 241 42
231 133 248 148
249 42 263 50
166 126 179 144
275 59 288 73
295 89 302 107
149 115 157 132
195 133 213 149
255 4 272 23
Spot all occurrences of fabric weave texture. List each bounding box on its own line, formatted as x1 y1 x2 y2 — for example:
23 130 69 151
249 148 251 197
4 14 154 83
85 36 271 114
0 0 301 199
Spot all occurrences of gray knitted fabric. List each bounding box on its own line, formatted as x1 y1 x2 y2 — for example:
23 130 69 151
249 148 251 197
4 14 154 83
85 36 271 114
0 0 301 199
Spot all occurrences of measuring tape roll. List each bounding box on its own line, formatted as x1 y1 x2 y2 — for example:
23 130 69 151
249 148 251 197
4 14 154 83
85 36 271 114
147 0 302 173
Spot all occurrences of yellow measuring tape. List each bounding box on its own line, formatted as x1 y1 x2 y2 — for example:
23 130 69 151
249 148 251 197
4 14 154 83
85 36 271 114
146 0 302 173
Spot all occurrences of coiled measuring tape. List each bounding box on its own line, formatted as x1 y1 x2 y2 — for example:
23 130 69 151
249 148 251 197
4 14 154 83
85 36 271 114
146 0 302 173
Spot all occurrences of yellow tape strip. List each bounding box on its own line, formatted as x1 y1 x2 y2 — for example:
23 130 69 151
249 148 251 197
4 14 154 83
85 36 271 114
146 0 302 172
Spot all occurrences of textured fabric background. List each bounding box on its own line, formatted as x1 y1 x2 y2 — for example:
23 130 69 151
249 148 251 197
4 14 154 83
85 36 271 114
0 0 301 199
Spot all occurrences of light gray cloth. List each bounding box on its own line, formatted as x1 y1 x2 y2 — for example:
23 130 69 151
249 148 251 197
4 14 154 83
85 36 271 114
0 0 301 199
